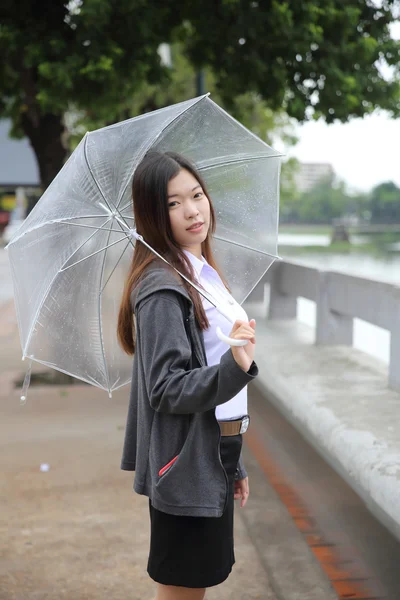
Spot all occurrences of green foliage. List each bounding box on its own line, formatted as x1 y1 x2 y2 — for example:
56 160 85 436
177 0 400 122
0 0 178 132
279 157 301 220
281 176 400 225
71 42 297 155
1 0 399 188
281 177 342 224
2 0 399 133
369 181 400 223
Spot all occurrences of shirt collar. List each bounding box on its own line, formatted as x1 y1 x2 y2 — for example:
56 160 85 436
182 249 208 280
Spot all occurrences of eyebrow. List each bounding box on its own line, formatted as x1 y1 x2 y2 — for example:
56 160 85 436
167 185 202 199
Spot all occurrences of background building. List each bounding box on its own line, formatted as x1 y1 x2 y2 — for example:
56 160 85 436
295 162 334 193
0 120 41 233
0 119 40 188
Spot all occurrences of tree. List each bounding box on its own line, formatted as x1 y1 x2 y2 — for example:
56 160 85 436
281 176 353 224
71 41 298 152
1 0 399 188
369 181 400 223
179 0 400 122
0 0 181 187
279 157 302 222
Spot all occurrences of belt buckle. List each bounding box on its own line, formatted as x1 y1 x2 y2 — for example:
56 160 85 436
240 415 250 434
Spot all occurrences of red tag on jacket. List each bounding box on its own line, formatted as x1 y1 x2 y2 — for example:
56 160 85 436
158 455 179 476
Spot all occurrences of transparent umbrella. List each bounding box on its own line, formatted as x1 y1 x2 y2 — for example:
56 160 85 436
6 94 282 399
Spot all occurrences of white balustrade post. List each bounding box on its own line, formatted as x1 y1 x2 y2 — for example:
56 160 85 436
389 286 400 392
268 263 297 320
246 280 266 303
316 271 353 345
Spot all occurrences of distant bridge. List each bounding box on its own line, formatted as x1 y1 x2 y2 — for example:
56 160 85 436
346 224 400 233
331 221 400 242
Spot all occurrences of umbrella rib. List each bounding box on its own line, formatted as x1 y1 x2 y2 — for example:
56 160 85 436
198 153 281 170
115 93 210 213
134 232 218 308
21 217 112 356
55 214 113 220
240 256 280 305
119 200 133 213
5 214 115 246
207 97 283 155
97 219 113 396
111 377 131 393
118 158 278 214
213 234 280 260
22 356 109 390
58 217 113 269
100 237 131 294
59 234 130 273
82 131 135 248
83 135 115 215
61 221 127 233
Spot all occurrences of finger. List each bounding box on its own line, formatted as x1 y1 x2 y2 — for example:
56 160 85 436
232 332 256 344
237 324 257 336
232 320 247 331
240 492 248 508
232 329 255 339
238 480 249 508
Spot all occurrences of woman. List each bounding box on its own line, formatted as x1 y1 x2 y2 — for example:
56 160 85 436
118 150 258 600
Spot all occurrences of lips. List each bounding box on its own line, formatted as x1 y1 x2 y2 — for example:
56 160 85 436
187 222 204 231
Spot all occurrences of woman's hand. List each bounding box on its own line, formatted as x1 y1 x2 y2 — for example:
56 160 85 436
229 319 256 372
234 476 249 508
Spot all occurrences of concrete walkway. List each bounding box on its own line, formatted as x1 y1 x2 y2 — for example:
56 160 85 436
0 298 337 599
244 298 400 543
0 246 13 307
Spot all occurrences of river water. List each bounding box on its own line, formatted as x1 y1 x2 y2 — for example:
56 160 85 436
278 235 400 365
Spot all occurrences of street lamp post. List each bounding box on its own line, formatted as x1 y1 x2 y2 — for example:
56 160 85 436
196 70 206 96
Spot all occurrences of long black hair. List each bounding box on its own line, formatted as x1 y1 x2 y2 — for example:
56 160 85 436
117 151 230 355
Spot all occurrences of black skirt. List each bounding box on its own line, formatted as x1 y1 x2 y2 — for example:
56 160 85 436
147 434 243 588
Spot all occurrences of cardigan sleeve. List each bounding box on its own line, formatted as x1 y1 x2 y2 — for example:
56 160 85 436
136 290 258 415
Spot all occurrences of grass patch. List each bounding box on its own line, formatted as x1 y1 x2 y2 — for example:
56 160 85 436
279 224 332 235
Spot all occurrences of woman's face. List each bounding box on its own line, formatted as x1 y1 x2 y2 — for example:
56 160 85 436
167 168 210 255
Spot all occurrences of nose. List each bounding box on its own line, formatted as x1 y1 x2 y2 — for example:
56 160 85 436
185 199 200 220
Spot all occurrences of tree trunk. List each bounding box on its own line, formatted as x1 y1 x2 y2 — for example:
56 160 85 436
21 111 68 190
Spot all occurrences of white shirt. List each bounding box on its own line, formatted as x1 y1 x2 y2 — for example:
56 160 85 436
183 250 249 420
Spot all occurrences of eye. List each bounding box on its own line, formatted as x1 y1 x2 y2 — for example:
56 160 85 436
168 201 178 208
194 191 203 199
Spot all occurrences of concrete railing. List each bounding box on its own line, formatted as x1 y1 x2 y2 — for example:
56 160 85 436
251 260 400 392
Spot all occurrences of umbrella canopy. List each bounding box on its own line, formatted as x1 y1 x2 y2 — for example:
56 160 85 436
6 94 281 396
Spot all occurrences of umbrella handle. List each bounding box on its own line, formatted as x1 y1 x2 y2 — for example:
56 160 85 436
216 326 248 347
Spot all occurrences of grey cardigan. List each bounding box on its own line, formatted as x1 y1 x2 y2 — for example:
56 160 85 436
120 260 259 517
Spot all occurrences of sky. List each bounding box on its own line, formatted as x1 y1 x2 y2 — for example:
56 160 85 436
286 112 400 192
283 18 400 193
